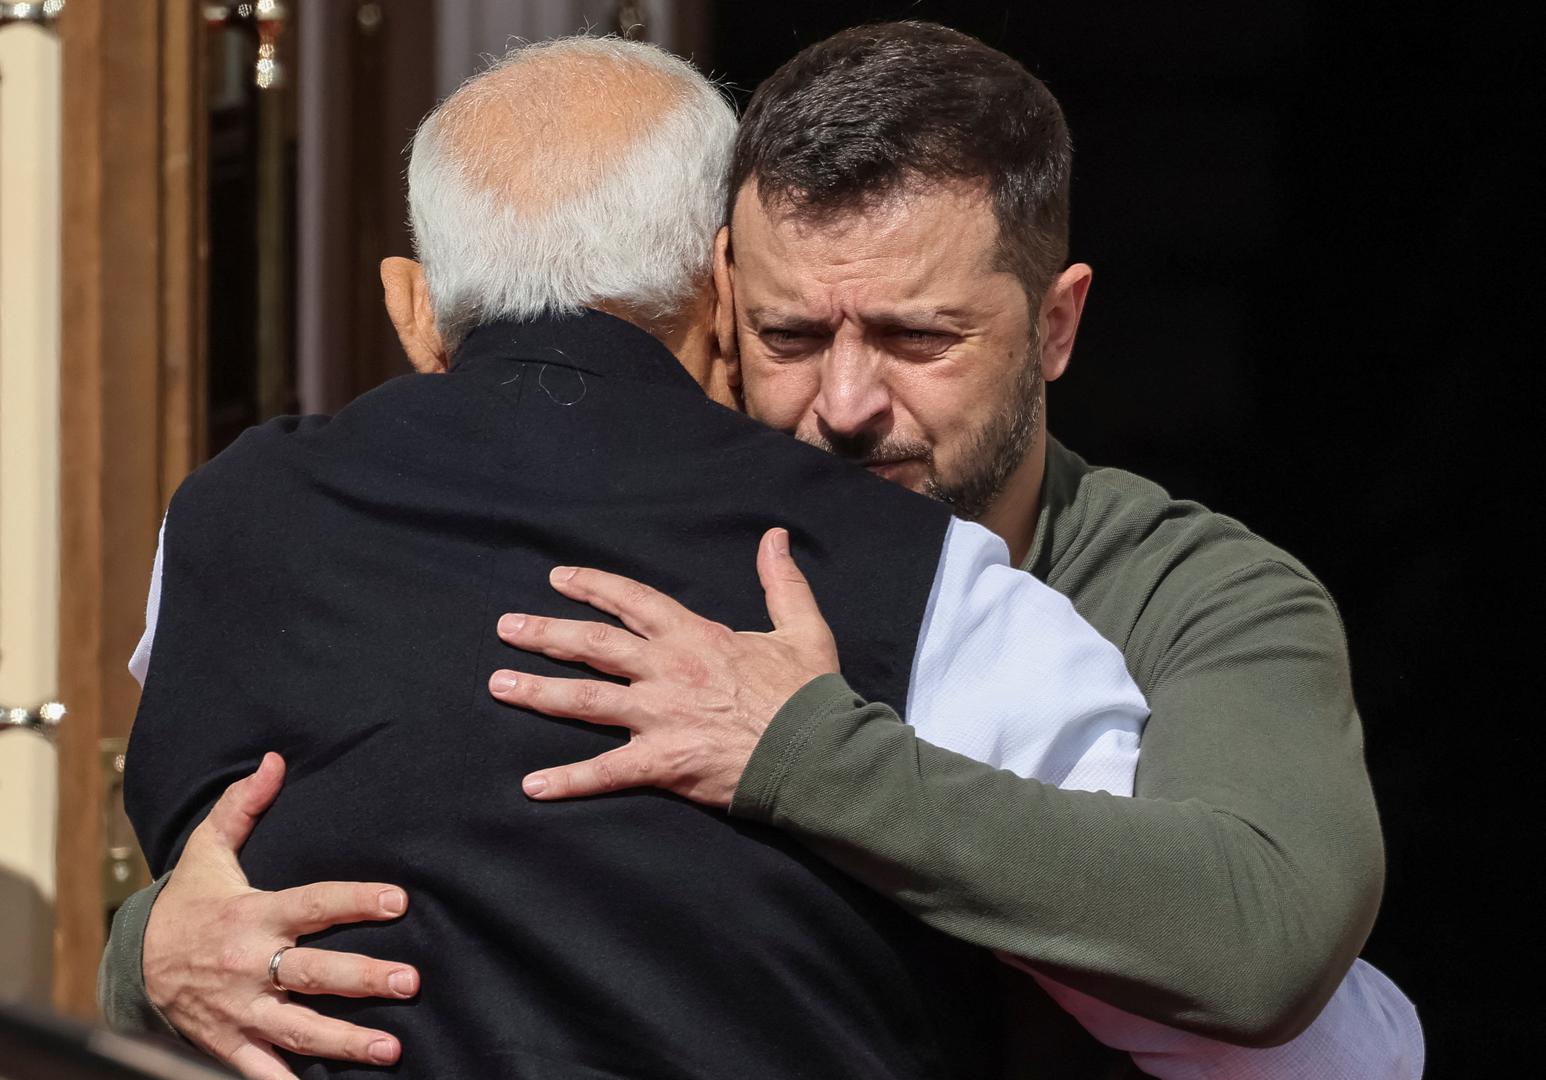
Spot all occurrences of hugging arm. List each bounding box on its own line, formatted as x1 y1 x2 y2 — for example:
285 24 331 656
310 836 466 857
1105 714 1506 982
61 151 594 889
102 528 420 1079
106 529 1417 1076
495 528 1418 1073
730 558 1385 1043
100 756 420 1079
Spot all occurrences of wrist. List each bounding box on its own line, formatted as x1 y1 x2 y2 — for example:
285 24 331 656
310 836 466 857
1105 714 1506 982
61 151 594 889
731 672 860 820
139 873 177 1010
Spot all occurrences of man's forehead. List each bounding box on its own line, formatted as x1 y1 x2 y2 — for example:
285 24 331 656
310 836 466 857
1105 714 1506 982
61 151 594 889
741 299 975 326
730 174 993 220
729 179 1010 306
731 179 1000 264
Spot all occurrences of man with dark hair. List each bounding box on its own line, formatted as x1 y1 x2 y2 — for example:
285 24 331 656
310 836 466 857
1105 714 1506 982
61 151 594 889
487 20 1420 1074
733 19 1074 303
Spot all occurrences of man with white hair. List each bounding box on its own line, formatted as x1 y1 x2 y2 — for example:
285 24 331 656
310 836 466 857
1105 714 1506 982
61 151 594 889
105 33 1418 1080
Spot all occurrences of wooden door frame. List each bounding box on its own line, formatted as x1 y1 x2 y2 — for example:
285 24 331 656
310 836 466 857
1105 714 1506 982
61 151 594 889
54 0 203 1017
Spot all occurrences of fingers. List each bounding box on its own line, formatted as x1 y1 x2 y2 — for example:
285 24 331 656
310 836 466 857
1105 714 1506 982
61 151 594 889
258 1000 402 1067
523 743 653 800
545 566 690 639
268 881 408 938
274 946 420 1000
756 528 823 633
226 1042 300 1080
197 753 286 855
489 670 637 729
497 613 646 678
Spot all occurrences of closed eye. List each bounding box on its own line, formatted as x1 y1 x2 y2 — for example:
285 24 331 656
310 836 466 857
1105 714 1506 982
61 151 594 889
759 326 827 356
885 326 958 357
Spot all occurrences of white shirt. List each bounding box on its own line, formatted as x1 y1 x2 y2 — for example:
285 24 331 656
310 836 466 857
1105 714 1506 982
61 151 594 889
132 515 1422 1078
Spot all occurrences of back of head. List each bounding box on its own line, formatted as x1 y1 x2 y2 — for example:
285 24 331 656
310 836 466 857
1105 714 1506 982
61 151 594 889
409 36 736 350
730 21 1071 301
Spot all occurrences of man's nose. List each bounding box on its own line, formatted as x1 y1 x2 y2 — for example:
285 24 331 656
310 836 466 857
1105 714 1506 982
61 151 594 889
811 344 891 438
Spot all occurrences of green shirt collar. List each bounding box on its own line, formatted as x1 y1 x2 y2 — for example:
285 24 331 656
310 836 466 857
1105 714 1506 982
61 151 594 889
1021 435 1085 580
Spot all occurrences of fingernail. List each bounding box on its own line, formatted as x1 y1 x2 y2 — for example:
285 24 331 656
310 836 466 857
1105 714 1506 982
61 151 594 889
551 566 577 583
498 613 526 636
523 774 548 796
491 671 518 694
379 888 406 915
389 969 416 996
773 528 790 555
369 1039 397 1064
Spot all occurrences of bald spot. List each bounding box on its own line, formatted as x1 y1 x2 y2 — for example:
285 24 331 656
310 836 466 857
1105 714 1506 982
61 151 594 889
435 47 689 218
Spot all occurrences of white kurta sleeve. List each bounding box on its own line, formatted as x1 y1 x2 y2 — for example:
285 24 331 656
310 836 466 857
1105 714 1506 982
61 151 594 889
127 518 166 689
906 517 1146 788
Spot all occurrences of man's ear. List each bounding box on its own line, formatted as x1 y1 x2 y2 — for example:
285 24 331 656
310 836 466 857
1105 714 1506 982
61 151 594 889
1037 262 1093 384
381 257 450 374
711 227 740 392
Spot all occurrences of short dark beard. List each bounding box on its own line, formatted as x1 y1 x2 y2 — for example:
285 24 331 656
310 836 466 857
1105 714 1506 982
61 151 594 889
799 342 1043 522
924 352 1042 520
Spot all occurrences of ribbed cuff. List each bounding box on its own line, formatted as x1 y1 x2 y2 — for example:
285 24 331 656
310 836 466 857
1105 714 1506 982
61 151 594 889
730 672 863 821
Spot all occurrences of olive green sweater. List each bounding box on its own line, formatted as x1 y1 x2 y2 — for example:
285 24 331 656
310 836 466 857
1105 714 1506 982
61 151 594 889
101 438 1382 1061
732 438 1383 1049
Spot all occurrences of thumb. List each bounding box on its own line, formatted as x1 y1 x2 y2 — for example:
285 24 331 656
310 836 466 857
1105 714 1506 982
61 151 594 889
756 528 823 634
192 752 286 856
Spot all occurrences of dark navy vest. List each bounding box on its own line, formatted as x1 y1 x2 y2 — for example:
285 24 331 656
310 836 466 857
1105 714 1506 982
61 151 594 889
127 311 1002 1078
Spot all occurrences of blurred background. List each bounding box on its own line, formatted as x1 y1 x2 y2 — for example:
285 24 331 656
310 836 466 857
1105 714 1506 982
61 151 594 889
0 0 1531 1074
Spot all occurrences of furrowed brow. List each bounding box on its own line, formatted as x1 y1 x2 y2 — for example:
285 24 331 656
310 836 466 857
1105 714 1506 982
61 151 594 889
744 307 831 334
872 307 971 327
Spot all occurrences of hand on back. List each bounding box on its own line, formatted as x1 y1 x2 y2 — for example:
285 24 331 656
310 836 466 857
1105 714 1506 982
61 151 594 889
489 528 839 806
142 753 418 1079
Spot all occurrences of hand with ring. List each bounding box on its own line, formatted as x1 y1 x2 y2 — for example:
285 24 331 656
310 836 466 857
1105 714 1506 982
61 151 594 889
141 754 420 1079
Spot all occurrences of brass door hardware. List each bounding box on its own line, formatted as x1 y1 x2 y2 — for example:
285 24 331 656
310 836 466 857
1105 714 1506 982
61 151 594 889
1 701 65 737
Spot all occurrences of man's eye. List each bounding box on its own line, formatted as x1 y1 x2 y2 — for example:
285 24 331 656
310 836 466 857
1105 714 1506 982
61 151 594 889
890 328 953 352
761 329 817 351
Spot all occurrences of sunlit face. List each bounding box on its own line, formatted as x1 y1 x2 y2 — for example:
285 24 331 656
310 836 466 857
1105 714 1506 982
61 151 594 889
729 180 1042 520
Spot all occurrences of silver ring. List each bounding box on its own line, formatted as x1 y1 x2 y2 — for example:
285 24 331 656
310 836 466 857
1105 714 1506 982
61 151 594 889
268 945 294 993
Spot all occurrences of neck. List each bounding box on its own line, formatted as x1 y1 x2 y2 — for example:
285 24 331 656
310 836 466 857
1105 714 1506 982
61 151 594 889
670 328 735 407
979 427 1047 567
596 294 736 408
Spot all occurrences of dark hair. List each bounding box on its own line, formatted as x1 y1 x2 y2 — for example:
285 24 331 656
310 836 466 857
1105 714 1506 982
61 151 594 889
730 21 1072 301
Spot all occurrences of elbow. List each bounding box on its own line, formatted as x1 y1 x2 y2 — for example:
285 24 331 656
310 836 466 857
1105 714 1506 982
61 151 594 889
1174 935 1344 1047
1198 813 1385 1047
1221 984 1328 1048
1188 896 1379 1047
1205 901 1379 1048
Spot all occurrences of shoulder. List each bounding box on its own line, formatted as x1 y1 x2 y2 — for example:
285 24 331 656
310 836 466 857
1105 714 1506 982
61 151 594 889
172 373 451 513
171 413 327 512
1042 443 1343 684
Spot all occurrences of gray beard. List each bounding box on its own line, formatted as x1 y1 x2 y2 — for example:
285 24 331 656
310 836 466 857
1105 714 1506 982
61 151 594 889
799 344 1044 522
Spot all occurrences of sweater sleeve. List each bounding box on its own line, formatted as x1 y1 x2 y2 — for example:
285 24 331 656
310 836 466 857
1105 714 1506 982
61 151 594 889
98 873 182 1040
730 560 1383 1045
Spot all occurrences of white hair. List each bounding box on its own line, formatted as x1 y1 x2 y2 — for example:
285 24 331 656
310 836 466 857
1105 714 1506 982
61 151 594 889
407 36 737 348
